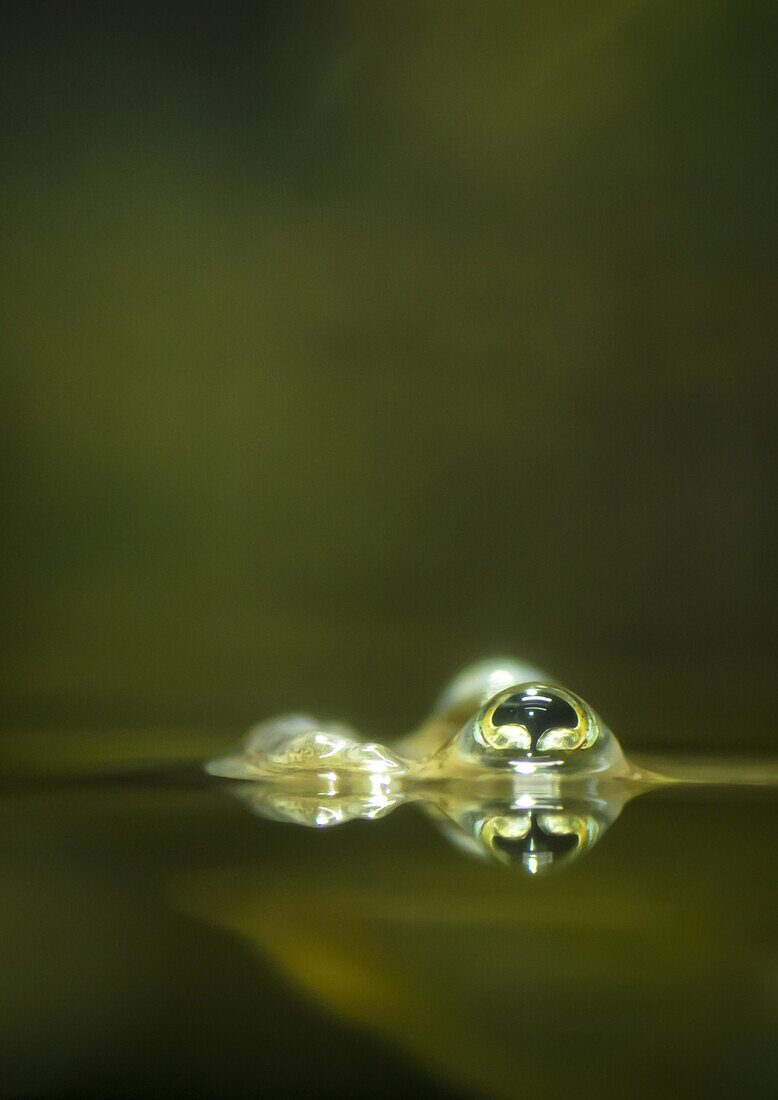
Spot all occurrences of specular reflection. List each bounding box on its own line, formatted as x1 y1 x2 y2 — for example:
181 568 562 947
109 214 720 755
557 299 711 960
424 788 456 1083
217 780 636 875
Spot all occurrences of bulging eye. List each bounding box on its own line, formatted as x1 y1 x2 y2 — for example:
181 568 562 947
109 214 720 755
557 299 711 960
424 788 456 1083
431 679 623 778
481 686 584 754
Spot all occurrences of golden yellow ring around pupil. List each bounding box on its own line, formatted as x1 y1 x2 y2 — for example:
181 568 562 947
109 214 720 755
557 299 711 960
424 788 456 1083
484 690 584 752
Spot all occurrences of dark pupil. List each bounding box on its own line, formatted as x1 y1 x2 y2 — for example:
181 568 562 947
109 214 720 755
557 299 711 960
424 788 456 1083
491 691 577 749
493 817 579 870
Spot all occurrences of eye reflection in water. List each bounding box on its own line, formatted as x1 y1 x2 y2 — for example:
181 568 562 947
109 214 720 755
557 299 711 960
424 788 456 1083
427 793 623 875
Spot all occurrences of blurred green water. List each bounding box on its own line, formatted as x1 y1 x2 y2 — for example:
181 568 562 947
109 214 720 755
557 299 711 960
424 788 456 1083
1 766 775 1098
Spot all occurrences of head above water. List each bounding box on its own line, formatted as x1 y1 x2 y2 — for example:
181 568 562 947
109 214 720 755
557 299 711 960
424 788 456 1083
447 681 628 779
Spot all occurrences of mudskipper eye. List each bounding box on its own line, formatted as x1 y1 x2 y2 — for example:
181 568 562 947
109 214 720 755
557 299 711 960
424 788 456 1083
491 690 579 751
482 686 584 754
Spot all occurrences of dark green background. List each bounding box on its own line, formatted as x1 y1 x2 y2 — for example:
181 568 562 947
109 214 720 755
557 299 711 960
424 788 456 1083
2 1 776 748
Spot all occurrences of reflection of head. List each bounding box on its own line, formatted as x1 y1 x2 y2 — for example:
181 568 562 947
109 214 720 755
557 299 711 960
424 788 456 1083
481 810 597 874
428 793 626 875
228 782 402 828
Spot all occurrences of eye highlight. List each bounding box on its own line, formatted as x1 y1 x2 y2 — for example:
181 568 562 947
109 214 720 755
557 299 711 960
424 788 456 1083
489 689 580 752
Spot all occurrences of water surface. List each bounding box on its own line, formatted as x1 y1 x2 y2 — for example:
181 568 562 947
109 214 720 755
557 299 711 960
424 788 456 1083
1 732 776 1098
